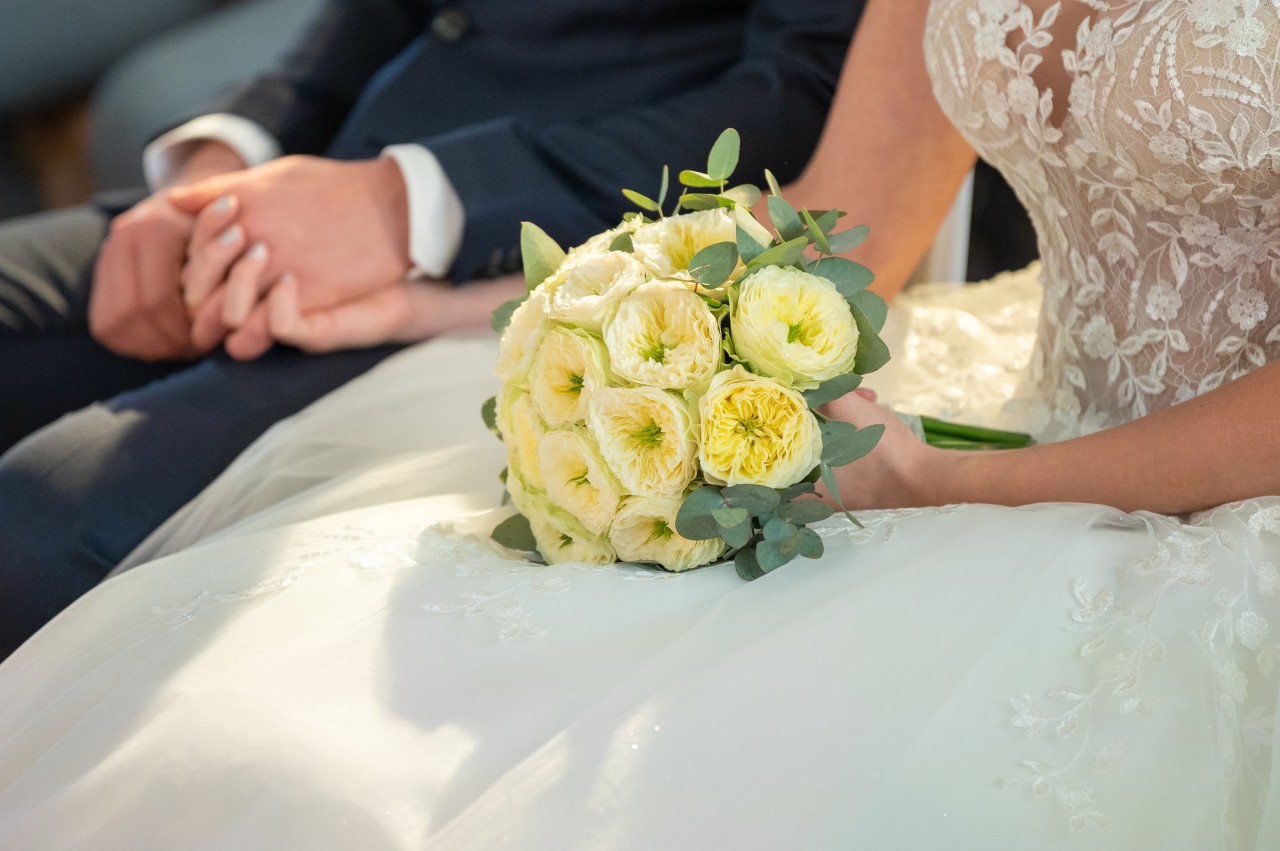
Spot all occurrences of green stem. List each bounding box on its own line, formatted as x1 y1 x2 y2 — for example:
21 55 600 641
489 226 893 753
919 416 1033 448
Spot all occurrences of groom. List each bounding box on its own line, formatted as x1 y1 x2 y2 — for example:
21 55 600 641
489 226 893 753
0 0 861 654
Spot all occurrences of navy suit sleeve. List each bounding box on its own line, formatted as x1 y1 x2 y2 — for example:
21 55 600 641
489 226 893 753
425 0 862 281
211 0 428 155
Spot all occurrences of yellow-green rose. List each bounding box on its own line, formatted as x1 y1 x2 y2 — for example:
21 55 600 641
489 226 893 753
498 386 547 490
526 499 616 565
537 429 622 537
731 265 858 389
545 250 651 333
632 209 737 279
587 386 698 497
610 494 724 571
529 326 611 427
494 289 551 382
698 365 822 488
604 281 722 390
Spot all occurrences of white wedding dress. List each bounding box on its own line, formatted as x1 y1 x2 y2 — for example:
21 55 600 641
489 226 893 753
7 2 1280 848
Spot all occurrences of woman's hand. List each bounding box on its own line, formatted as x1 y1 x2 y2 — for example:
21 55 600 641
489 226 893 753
819 389 949 510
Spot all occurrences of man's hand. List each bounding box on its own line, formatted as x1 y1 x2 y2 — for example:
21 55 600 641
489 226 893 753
170 155 413 332
88 140 247 361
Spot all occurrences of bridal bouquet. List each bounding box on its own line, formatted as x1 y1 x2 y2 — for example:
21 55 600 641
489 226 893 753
484 130 1027 580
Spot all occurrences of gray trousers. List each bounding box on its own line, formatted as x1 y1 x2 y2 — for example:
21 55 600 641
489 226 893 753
0 204 399 656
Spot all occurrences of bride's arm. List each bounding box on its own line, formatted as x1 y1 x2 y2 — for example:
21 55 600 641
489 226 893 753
826 361 1280 514
783 0 977 300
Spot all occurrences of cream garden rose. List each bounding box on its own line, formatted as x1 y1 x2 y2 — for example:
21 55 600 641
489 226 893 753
632 208 737 278
529 327 611 427
587 386 698 497
604 281 721 389
698 365 822 488
526 499 616 566
610 495 724 571
537 429 622 537
732 265 858 389
493 288 551 382
498 387 547 490
545 250 651 332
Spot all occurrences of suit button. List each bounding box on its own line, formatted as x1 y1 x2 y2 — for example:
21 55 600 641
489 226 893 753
431 8 470 43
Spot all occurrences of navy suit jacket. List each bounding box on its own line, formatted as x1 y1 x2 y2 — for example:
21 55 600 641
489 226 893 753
210 0 861 280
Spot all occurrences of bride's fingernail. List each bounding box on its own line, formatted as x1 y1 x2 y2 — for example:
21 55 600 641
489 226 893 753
213 195 233 214
218 225 242 246
249 241 268 262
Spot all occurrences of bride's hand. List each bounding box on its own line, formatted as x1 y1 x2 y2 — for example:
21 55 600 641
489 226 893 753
818 389 947 510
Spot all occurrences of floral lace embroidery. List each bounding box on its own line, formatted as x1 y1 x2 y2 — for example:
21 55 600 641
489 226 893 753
927 0 1280 441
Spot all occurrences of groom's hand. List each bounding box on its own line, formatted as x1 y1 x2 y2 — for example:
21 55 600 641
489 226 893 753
170 155 413 359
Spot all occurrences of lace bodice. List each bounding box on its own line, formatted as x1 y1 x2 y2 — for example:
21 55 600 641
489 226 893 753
926 0 1280 438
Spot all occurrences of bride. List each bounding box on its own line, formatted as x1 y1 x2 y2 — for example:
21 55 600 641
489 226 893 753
4 0 1279 847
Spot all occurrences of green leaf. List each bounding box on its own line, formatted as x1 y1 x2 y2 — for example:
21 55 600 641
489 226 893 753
711 506 750 528
821 421 885 467
767 195 805 241
721 484 782 517
609 231 635 253
848 301 891 374
780 480 817 500
747 236 809 269
720 519 754 550
675 485 727 540
679 169 725 189
490 296 527 333
827 224 870 253
735 546 765 581
722 183 762 208
764 168 783 198
707 128 741 181
689 242 739 287
492 513 538 552
481 396 499 437
736 224 768 264
796 527 824 559
658 165 670 209
803 372 863 407
520 223 566 291
810 209 841 235
819 462 864 528
762 516 797 542
800 208 832 254
808 257 875 298
679 192 732 211
778 500 835 526
757 539 799 572
622 188 661 212
850 290 888 333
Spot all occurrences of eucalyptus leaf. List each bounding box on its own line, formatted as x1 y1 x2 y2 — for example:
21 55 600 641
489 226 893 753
622 188 661 212
689 242 739 287
803 372 863 407
736 224 768 264
808 257 875 297
679 193 732 211
796 527 825 559
679 169 724 189
827 224 870 253
723 183 762 208
764 168 783 198
707 128 740 181
721 484 781 517
778 500 835 525
658 165 670 209
850 289 889 332
481 396 499 437
747 236 808 270
490 296 527 333
800 208 832 254
819 462 864 528
767 195 805 241
757 539 798 572
821 421 886 467
780 480 818 500
720 519 754 550
762 516 797 542
609 231 635 253
712 506 750 528
491 512 538 552
810 209 840 236
519 222 565 291
735 546 765 581
675 485 727 540
849 300 891 374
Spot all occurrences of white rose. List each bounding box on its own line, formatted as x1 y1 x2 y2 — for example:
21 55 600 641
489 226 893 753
494 289 551 382
698 366 823 488
528 326 612 427
564 216 644 262
587 386 698 497
526 498 616 566
731 265 858 389
604 281 722 390
498 387 547 490
537 429 622 537
545 250 651 332
632 209 737 279
610 495 724 571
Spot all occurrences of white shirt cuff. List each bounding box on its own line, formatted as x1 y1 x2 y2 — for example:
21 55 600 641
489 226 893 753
143 113 282 190
382 143 465 279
